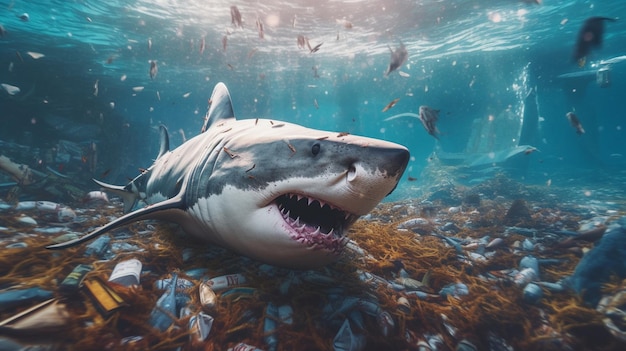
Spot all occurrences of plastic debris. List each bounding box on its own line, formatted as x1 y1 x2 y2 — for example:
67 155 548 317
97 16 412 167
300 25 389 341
277 304 293 325
83 277 126 316
0 287 53 312
188 312 214 343
59 264 93 293
206 273 247 291
149 273 178 331
263 303 279 351
228 343 265 351
522 283 543 304
108 259 142 287
199 282 217 309
514 268 538 287
16 216 36 226
84 235 111 257
376 310 395 337
333 319 365 351
567 216 626 306
439 283 469 299
0 298 69 335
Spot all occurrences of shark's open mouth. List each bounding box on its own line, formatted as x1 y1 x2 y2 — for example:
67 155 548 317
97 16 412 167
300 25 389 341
276 193 358 252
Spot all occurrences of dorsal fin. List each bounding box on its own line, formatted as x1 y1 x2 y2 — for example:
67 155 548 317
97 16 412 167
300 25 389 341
157 125 170 159
201 82 235 133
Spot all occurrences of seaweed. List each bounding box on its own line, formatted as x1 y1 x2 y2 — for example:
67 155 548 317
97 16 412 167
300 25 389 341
1 178 625 350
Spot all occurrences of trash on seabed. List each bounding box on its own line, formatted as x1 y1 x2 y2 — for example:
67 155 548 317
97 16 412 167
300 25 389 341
0 298 70 335
59 264 93 293
199 282 217 309
83 277 127 316
108 258 142 287
206 273 247 291
149 273 178 331
84 235 111 258
0 287 53 312
186 311 214 344
333 319 366 351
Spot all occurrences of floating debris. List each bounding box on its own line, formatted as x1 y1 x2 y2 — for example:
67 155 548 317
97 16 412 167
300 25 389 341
149 60 158 79
566 111 585 135
382 98 400 112
25 51 44 59
230 5 243 28
1 83 20 95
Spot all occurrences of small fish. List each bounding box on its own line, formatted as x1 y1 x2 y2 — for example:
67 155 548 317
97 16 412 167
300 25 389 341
222 35 228 51
308 41 323 54
382 98 400 112
313 99 319 109
566 112 585 134
419 105 441 139
573 17 616 67
148 38 152 51
385 42 408 77
149 60 158 80
0 24 6 38
230 6 243 28
93 79 99 96
256 18 264 39
292 15 297 28
199 37 205 54
297 35 306 49
312 66 320 78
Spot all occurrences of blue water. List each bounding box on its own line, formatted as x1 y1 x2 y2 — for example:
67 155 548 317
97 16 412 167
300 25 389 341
1 0 626 197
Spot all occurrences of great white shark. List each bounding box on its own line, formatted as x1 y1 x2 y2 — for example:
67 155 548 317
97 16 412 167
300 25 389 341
47 82 410 268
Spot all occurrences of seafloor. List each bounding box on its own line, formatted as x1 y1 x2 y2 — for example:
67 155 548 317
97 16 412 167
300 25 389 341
1 169 626 351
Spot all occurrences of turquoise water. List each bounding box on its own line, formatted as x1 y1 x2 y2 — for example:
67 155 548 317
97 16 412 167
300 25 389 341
2 0 625 196
2 2 626 350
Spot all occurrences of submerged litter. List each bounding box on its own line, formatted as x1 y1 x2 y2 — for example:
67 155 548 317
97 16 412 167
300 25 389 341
0 174 625 350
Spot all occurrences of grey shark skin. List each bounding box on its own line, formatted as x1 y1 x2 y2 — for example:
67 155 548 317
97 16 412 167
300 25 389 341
47 82 410 268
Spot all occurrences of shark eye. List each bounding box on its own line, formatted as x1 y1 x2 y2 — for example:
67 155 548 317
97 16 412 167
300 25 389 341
311 143 321 156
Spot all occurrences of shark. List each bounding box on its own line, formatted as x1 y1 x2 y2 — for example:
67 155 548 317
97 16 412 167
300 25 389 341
47 82 410 268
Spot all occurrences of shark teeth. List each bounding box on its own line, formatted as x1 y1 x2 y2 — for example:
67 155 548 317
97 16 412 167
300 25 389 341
276 193 358 253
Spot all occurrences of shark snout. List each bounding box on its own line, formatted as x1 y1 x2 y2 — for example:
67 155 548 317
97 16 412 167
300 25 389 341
350 145 409 180
377 145 410 178
343 144 409 207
